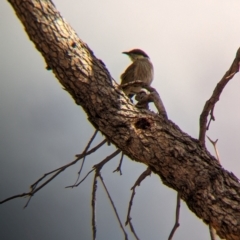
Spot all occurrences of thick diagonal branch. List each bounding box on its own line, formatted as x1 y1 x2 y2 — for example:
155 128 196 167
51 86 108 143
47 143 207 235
7 1 240 239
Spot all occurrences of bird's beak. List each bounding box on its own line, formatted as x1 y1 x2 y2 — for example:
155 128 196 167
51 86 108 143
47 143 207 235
122 51 129 55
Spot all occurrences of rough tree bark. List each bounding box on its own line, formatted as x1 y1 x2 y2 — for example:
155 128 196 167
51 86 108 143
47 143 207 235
7 0 240 239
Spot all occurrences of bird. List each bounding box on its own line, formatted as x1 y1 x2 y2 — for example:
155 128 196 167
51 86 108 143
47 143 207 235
120 49 154 98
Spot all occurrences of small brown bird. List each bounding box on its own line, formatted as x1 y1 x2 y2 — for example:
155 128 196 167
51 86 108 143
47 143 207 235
120 49 154 98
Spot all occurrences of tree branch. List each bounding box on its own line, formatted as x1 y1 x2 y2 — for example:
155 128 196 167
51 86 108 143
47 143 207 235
73 130 98 185
199 48 240 146
0 138 107 205
125 168 151 226
113 152 124 175
168 193 181 240
98 173 128 240
125 168 151 239
7 1 240 239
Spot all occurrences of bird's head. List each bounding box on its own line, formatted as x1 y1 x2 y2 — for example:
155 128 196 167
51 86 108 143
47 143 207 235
122 49 149 61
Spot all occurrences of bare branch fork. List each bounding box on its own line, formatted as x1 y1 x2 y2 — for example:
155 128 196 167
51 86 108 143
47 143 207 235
198 49 240 238
199 48 240 147
0 133 107 206
0 134 126 239
168 193 181 240
87 149 128 239
5 1 240 239
72 129 98 186
125 168 152 239
207 136 221 163
207 136 222 240
98 173 128 240
113 152 124 175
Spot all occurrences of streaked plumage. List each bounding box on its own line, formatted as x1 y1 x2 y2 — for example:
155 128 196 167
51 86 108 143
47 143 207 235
120 49 154 97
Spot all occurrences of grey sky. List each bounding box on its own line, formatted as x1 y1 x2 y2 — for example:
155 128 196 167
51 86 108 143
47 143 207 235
1 0 240 239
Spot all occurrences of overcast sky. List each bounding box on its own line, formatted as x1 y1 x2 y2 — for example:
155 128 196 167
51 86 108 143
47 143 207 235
1 1 240 240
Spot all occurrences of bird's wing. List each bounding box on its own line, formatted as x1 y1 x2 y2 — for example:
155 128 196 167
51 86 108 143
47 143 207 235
120 61 137 85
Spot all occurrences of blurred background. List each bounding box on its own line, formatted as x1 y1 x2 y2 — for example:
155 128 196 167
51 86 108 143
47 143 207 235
1 1 240 239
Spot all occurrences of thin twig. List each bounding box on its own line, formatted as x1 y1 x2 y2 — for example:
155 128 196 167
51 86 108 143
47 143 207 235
90 150 122 240
99 173 128 240
66 149 121 188
209 224 217 240
24 168 66 208
129 221 140 240
0 139 107 205
66 168 95 188
207 136 220 163
207 136 221 240
125 168 151 227
125 187 136 226
75 139 107 158
113 152 124 175
199 47 240 147
74 130 98 185
93 149 121 171
168 192 181 240
206 106 216 131
91 172 98 240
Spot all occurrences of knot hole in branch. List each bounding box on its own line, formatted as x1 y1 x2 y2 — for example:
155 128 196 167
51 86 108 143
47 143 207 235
135 118 151 130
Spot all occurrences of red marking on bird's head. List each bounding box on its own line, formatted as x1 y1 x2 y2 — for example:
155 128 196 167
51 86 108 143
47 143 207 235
122 49 149 58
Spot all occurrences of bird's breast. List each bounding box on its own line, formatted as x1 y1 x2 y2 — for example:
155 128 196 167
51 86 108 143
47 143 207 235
134 59 154 85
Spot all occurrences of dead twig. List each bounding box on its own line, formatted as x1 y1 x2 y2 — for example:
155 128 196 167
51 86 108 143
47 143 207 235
99 173 128 240
199 47 240 147
91 171 98 240
129 221 140 240
209 224 217 240
0 138 107 206
70 168 95 188
168 192 181 240
75 139 107 158
89 149 122 240
207 136 221 240
199 48 239 240
73 130 98 185
94 149 121 171
207 136 221 163
125 168 151 239
67 149 121 188
113 152 124 175
24 168 66 208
